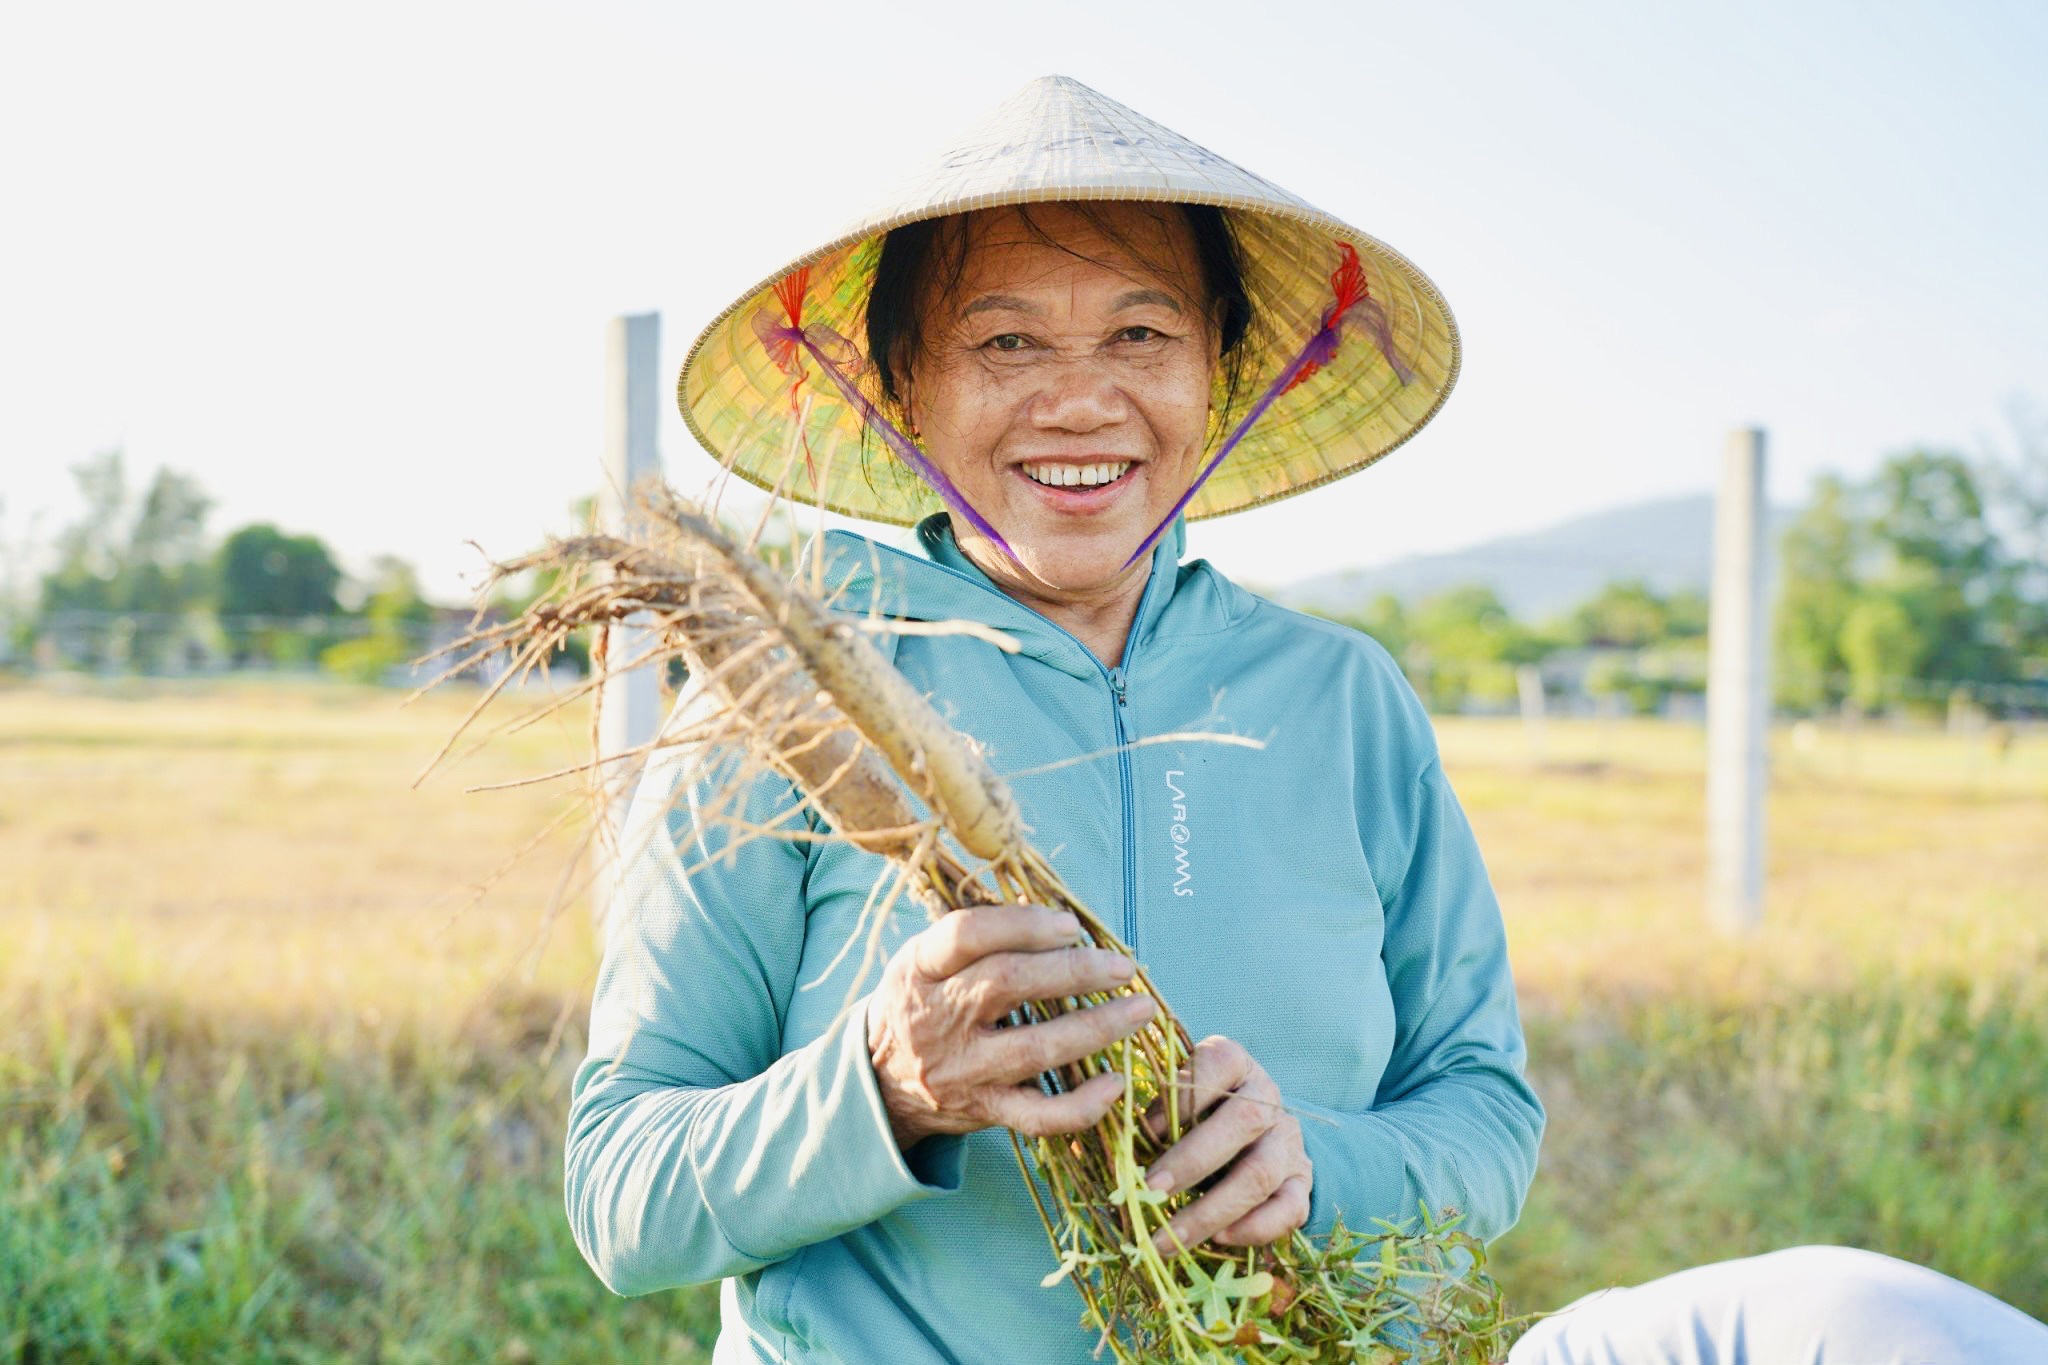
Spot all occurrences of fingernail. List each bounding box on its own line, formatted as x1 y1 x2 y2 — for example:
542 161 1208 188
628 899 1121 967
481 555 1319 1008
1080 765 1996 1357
1056 912 1081 936
1107 955 1135 980
1124 995 1155 1017
1146 1168 1176 1192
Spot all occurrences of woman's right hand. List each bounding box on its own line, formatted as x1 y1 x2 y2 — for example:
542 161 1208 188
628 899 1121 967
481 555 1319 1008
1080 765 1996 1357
867 904 1156 1152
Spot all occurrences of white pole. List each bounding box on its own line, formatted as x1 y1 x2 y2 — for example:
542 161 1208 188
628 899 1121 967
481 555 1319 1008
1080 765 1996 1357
1706 427 1769 933
593 312 664 932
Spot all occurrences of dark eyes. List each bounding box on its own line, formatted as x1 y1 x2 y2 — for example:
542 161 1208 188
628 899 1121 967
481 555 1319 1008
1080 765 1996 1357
980 326 1165 353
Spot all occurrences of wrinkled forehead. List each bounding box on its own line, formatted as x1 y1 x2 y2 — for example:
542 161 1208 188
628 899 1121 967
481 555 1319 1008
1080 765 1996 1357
925 202 1209 315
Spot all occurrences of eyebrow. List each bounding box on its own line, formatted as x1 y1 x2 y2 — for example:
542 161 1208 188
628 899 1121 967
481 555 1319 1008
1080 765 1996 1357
957 288 1186 319
1110 288 1183 314
960 293 1039 318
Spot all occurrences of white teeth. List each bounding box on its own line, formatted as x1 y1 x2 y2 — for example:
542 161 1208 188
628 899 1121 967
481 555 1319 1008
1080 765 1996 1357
1025 461 1131 489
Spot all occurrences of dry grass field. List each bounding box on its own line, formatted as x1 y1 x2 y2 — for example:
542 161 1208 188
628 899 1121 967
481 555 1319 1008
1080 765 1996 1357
3 678 2044 1362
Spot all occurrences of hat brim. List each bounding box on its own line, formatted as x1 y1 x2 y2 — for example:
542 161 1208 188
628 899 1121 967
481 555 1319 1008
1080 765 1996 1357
678 187 1459 529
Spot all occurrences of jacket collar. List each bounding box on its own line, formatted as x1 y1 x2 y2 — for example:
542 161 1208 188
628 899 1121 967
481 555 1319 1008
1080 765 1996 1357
816 514 1195 680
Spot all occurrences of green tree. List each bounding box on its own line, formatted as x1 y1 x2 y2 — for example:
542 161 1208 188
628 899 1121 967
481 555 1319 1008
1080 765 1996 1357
1323 592 1411 665
361 556 433 634
480 494 616 679
124 470 214 601
1866 450 2020 692
1405 584 1542 711
1776 447 2035 716
1980 405 2048 670
1840 592 1920 713
39 450 135 618
120 470 216 666
323 557 437 684
1531 579 1708 716
1558 579 1684 649
217 524 342 618
216 524 343 665
37 451 216 669
1775 473 1867 710
1584 653 1651 715
1663 587 1709 639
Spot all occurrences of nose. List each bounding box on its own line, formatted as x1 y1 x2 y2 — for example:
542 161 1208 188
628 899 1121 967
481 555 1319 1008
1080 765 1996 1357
1027 355 1131 435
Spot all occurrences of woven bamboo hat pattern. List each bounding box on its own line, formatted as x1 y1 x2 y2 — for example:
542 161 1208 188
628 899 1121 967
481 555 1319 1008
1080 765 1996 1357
678 74 1460 529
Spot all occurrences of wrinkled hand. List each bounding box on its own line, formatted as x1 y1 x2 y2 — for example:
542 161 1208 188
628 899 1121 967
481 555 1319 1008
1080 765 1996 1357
867 904 1158 1152
1141 1035 1313 1253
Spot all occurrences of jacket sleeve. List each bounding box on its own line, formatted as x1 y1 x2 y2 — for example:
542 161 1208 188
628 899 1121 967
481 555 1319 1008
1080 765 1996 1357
563 734 965 1297
1292 697 1546 1245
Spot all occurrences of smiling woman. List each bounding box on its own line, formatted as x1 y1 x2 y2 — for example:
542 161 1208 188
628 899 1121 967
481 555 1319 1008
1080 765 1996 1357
572 75 1537 1364
863 202 1242 660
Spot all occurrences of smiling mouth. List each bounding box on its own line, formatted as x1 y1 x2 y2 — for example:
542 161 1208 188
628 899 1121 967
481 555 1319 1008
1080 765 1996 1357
1019 460 1134 490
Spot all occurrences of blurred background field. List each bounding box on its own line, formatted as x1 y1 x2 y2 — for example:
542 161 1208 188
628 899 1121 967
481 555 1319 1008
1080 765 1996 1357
10 2 2048 1359
4 679 2042 1363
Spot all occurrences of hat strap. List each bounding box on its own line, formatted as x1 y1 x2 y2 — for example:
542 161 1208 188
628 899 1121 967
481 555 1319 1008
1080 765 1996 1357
755 274 1020 564
760 242 1413 576
1119 242 1415 569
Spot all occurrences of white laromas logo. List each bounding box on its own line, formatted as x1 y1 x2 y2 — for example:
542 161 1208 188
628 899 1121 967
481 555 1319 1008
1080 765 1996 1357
1165 770 1194 897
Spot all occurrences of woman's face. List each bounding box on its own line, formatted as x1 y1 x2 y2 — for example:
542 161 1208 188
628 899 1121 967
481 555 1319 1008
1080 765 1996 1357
901 203 1219 601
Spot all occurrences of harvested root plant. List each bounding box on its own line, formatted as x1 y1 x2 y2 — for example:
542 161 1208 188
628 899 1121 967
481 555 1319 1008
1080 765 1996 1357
429 487 1523 1363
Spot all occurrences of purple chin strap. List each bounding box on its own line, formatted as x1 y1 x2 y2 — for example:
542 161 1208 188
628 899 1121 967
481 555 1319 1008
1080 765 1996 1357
1115 337 1323 572
751 240 1412 577
756 315 1019 564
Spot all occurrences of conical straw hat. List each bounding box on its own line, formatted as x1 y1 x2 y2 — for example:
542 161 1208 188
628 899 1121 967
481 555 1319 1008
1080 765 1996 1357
678 75 1459 528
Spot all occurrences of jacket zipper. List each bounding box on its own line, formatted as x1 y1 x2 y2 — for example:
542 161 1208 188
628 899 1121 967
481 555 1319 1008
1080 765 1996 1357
1107 666 1135 951
1106 565 1158 957
837 537 1159 951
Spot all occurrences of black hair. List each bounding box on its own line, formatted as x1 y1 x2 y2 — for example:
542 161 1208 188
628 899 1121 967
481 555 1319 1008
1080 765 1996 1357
863 202 1256 439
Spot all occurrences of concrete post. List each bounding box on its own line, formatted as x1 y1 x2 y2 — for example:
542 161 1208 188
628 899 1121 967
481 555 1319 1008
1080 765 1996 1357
593 312 664 932
1706 427 1769 933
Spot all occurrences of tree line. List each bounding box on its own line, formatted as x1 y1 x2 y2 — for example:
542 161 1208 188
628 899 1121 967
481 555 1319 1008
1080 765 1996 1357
6 435 2044 716
1316 440 2046 719
11 450 436 681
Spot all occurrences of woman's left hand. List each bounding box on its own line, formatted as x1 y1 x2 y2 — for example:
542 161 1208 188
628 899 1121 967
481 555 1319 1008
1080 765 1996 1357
1139 1035 1313 1253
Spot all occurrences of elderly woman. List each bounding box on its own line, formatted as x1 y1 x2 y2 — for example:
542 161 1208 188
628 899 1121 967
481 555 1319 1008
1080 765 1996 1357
566 76 1545 1361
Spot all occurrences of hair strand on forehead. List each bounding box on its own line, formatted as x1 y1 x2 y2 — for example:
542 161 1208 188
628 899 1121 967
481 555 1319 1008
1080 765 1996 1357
862 203 1255 459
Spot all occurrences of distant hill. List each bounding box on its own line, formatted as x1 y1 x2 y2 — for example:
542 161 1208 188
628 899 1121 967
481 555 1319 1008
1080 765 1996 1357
1275 492 1798 623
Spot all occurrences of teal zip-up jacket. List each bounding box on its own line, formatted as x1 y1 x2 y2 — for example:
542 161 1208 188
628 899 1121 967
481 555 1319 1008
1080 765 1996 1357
566 514 1544 1363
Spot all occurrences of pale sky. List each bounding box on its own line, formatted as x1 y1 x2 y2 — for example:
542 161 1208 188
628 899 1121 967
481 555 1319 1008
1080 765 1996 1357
4 0 2044 600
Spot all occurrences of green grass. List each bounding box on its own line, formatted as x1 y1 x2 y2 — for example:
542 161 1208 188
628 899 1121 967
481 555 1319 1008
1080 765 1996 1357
1 989 716 1365
1498 973 2048 1316
2 680 2044 1359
